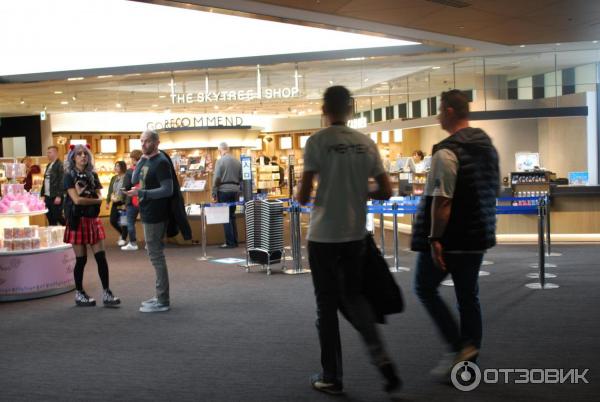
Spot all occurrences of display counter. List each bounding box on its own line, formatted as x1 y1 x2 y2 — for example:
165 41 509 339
0 208 76 302
0 244 75 302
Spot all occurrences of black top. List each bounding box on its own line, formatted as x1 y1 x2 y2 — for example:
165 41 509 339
64 170 102 220
136 153 172 223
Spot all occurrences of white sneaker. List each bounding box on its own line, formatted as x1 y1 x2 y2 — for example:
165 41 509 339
117 239 127 246
139 301 170 313
121 242 139 251
140 297 157 307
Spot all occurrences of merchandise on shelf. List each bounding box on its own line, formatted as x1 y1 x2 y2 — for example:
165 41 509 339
0 225 65 252
3 163 26 179
0 184 46 213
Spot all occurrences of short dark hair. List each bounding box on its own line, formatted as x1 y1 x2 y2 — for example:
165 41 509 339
323 86 353 117
413 150 425 160
47 145 58 151
441 89 470 119
130 149 142 161
115 160 127 173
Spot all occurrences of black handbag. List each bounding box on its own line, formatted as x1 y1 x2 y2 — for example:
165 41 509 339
363 233 405 323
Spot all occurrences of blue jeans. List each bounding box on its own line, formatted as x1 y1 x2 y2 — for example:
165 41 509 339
217 191 238 246
126 204 139 243
414 251 483 351
308 240 392 384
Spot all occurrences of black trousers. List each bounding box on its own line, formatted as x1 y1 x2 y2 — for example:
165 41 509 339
308 239 392 383
109 203 128 241
45 196 65 226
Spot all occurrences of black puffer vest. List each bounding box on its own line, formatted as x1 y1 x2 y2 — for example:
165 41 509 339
410 127 500 252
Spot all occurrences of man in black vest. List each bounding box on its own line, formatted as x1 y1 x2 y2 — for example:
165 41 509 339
411 90 499 378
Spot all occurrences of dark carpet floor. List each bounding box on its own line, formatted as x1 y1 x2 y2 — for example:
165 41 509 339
1 239 599 402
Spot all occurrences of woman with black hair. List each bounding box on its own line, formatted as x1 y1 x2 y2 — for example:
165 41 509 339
64 144 120 307
106 160 128 245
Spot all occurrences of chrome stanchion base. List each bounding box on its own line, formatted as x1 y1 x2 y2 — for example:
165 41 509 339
482 260 494 266
525 282 560 290
545 252 563 257
282 267 311 275
441 279 454 287
526 272 557 279
389 266 411 273
479 271 491 276
196 256 213 261
529 263 557 268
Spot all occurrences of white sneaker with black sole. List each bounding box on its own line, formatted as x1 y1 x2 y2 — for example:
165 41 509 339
117 239 127 246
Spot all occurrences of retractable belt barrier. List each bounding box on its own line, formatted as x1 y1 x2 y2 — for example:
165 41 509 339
189 196 559 288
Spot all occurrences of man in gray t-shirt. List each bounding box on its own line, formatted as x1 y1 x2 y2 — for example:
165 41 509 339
296 86 401 397
212 142 242 248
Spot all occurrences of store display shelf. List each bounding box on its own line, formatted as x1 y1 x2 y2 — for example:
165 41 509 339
0 243 71 256
0 209 47 218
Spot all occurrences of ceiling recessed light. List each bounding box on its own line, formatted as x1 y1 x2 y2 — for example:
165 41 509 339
432 66 441 70
329 80 333 85
116 103 122 108
72 95 77 101
555 43 561 46
364 78 369 82
54 90 63 94
519 45 526 48
97 75 113 79
152 104 158 107
213 105 219 110
67 77 84 81
594 40 599 44
60 101 69 105
20 99 25 104
159 95 166 98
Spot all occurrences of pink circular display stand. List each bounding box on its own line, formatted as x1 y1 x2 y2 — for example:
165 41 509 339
0 244 75 302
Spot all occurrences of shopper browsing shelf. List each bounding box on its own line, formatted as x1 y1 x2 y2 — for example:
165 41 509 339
106 161 128 246
120 150 142 251
125 130 174 313
21 156 41 192
212 142 242 248
63 144 120 307
296 86 402 399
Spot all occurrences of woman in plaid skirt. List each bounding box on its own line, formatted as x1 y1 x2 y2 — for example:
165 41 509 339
63 144 120 307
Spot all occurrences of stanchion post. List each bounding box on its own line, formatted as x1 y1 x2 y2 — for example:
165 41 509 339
196 203 212 261
283 202 310 275
390 202 410 273
526 197 559 289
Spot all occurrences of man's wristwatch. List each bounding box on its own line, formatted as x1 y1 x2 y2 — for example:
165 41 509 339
428 236 442 244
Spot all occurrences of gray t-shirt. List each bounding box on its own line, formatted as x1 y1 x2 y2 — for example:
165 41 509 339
212 153 242 195
304 125 385 243
424 149 458 198
425 148 484 254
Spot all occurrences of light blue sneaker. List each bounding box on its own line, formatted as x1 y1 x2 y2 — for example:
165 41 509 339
140 297 157 307
139 300 170 313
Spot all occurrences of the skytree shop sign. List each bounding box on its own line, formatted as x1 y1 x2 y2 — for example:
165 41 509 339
169 78 300 104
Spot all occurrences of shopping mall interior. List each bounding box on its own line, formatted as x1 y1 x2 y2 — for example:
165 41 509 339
1 1 599 401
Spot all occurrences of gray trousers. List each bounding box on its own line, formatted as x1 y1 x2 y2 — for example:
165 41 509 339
143 221 170 305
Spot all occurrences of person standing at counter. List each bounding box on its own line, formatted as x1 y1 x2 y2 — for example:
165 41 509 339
120 150 142 251
411 89 499 379
40 145 65 225
105 161 128 246
404 150 426 173
64 144 120 307
212 142 242 249
21 156 41 192
125 130 173 313
296 86 402 398
270 155 285 188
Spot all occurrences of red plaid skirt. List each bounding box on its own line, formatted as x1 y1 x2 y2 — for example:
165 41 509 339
64 217 106 245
